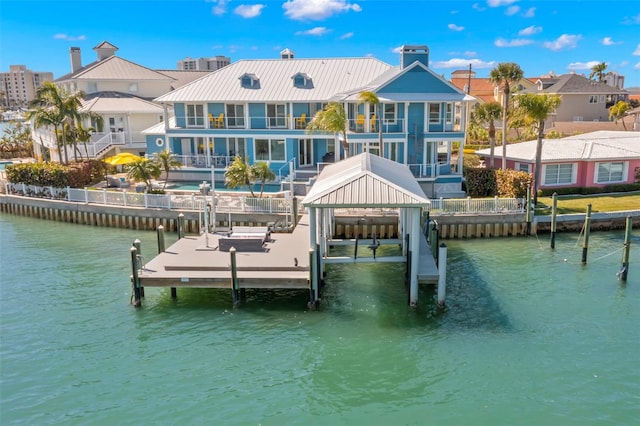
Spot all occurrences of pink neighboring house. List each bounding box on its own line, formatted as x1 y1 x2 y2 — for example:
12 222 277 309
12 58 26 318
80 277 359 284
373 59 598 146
476 131 640 190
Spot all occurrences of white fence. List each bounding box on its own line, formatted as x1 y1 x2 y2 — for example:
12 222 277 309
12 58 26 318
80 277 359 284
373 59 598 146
3 182 526 216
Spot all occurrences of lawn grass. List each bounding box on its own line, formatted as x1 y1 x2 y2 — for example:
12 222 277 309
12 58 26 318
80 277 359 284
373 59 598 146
535 192 640 215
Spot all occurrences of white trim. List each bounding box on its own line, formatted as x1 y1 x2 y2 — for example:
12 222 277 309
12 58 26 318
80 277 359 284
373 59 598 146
542 163 576 186
515 162 531 173
594 161 628 184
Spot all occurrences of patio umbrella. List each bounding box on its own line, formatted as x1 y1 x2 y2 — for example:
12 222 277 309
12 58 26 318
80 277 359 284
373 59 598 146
104 152 143 166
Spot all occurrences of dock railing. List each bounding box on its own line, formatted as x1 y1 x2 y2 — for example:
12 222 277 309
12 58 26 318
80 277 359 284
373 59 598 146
3 182 525 216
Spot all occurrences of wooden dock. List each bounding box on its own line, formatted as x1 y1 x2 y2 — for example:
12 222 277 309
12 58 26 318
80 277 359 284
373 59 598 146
133 214 440 306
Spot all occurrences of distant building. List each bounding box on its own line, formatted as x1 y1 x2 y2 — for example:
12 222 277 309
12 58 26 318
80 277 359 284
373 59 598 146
0 65 54 109
177 56 231 71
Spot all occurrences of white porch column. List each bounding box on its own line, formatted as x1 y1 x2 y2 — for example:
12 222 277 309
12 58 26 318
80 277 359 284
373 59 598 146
409 207 421 306
400 208 407 256
319 208 326 277
309 207 319 299
457 137 464 174
404 103 409 164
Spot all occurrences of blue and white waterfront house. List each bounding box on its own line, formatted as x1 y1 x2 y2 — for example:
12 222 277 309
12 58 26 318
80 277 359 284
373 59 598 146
146 46 474 197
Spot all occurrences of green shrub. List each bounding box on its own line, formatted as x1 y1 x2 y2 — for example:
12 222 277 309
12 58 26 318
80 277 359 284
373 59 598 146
495 169 533 198
537 183 640 197
464 167 496 197
5 160 105 188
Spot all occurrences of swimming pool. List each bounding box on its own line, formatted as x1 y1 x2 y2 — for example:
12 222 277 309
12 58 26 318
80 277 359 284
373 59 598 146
0 161 13 170
165 181 284 193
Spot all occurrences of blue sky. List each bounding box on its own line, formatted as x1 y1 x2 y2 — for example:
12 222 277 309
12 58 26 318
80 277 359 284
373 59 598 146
2 0 640 87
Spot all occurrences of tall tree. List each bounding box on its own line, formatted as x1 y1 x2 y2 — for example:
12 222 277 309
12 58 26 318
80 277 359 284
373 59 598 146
589 62 607 82
358 91 383 147
225 156 256 197
152 149 183 190
251 161 276 198
472 101 502 168
306 102 349 157
28 81 86 164
490 62 524 170
516 93 562 205
26 105 59 161
609 100 630 130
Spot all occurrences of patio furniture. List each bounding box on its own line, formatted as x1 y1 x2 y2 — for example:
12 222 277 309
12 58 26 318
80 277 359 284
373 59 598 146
295 113 307 129
218 226 270 252
355 114 365 132
107 175 131 188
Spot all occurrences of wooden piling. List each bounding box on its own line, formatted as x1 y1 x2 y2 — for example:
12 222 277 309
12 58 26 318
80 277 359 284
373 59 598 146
130 246 141 307
178 213 185 239
157 225 165 253
619 216 632 281
581 204 592 264
551 192 558 248
230 247 239 306
437 243 447 308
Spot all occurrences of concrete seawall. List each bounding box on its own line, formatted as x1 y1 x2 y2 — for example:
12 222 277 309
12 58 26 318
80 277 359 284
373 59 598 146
1 194 638 238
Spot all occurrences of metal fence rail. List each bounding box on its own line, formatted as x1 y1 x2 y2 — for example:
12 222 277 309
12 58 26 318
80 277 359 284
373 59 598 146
3 182 526 216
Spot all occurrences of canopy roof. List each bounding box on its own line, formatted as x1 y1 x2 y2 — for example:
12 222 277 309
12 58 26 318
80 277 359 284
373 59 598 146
302 153 430 208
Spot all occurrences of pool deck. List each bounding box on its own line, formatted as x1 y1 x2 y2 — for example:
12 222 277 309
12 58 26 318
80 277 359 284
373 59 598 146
136 214 439 291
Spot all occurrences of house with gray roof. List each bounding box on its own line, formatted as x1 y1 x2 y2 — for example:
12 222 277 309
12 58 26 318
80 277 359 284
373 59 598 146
475 131 640 190
145 45 474 198
31 41 210 162
525 73 628 126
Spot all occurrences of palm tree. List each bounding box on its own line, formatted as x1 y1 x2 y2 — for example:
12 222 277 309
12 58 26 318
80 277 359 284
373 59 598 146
490 62 524 170
225 156 256 197
28 81 86 164
609 100 630 130
306 102 349 157
472 102 502 168
125 159 161 192
589 62 607 82
251 161 276 198
358 91 383 147
516 93 562 205
152 149 183 190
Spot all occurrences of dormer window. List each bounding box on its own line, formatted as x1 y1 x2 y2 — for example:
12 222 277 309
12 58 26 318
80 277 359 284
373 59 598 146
292 72 312 89
239 73 259 89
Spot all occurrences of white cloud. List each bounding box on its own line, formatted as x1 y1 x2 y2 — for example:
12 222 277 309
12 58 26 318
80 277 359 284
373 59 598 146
505 5 520 16
295 26 330 36
212 0 228 16
495 38 533 47
431 58 497 69
622 13 640 25
472 3 486 11
487 0 517 6
518 25 542 36
601 37 621 46
340 32 354 40
543 34 581 51
633 44 640 56
392 46 403 54
53 34 86 41
522 7 535 17
283 0 361 21
634 62 640 70
566 61 602 70
451 10 459 14
464 51 478 57
620 61 629 67
234 4 265 18
448 23 464 31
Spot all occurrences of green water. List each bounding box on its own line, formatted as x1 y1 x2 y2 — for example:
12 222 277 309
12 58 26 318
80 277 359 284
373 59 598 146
1 214 638 425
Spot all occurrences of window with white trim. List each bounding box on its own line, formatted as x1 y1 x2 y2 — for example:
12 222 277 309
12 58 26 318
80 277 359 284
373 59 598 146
266 103 286 128
383 103 396 123
186 104 204 127
255 139 285 161
543 163 575 185
429 103 441 123
595 161 626 183
515 162 531 173
226 104 245 127
445 103 453 124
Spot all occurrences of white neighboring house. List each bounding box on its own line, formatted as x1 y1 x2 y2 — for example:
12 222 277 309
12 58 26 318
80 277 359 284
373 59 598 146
31 41 209 162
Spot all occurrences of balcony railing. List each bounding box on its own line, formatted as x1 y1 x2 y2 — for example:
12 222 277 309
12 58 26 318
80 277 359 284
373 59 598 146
347 118 405 134
407 162 454 178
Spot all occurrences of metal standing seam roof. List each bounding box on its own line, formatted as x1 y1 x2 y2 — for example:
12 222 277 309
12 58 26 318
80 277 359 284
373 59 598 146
475 131 640 162
154 57 393 103
60 56 175 82
80 92 164 114
302 152 430 208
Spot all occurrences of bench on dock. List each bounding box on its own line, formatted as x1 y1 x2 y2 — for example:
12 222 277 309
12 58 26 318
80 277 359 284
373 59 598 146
218 226 270 252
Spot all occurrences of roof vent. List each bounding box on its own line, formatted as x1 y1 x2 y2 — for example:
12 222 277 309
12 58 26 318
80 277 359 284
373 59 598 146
280 48 295 60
